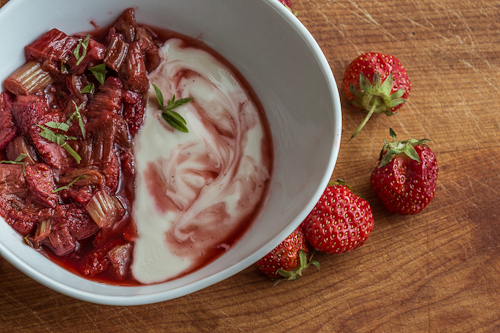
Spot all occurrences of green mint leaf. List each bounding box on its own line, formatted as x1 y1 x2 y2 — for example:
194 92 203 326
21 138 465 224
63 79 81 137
52 175 86 193
44 121 70 132
81 83 94 94
162 111 189 133
152 84 164 108
37 125 63 144
37 125 81 163
13 153 28 163
164 95 194 112
0 153 28 174
88 63 106 85
61 143 81 164
74 34 90 66
69 101 86 138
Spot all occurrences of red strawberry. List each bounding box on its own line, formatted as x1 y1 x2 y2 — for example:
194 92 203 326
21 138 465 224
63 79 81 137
278 0 297 15
303 180 374 254
343 52 411 139
371 129 438 215
256 227 318 282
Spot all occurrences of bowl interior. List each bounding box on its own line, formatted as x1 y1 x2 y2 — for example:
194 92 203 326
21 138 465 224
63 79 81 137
0 0 341 305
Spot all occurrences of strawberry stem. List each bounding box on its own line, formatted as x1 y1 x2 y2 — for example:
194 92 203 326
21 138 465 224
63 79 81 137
349 102 378 140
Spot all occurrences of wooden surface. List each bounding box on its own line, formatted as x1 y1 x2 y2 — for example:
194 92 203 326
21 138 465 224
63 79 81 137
1 0 499 332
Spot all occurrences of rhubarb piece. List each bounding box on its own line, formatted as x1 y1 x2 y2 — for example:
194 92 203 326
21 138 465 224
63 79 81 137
4 61 54 96
11 95 50 135
6 136 38 165
101 150 120 193
118 42 149 93
113 8 137 43
87 76 123 118
48 226 76 256
104 36 129 71
0 164 27 198
25 28 79 63
25 218 52 248
66 37 106 75
0 92 17 150
59 167 104 186
107 243 132 278
24 163 58 208
85 190 124 229
135 26 161 72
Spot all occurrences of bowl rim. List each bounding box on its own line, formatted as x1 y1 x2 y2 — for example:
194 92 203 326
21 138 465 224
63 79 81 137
0 0 342 305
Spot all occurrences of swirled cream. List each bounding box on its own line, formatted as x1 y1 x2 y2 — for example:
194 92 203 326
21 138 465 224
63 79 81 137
131 38 272 284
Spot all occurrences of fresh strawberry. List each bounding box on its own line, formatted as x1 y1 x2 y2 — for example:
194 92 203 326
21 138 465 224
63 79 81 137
343 52 411 139
303 180 374 254
278 0 297 15
256 227 318 282
371 129 438 215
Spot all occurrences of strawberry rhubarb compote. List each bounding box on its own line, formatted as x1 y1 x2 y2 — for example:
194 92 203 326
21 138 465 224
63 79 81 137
131 39 272 283
0 8 272 285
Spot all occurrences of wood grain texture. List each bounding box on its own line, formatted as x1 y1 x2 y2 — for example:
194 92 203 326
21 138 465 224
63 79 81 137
1 0 499 332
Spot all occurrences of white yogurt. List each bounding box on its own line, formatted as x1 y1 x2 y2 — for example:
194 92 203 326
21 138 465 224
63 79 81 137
130 39 271 284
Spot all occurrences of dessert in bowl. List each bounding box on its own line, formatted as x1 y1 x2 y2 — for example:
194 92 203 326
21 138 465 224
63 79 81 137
0 0 341 305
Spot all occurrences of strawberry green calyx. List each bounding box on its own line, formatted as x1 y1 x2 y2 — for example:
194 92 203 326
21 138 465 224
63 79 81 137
349 72 407 140
275 250 319 284
378 128 430 167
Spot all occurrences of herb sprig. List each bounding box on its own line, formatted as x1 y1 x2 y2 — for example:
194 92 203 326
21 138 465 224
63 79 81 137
70 101 86 138
74 34 90 66
152 84 193 133
81 83 94 94
0 153 28 174
52 175 86 193
89 63 107 85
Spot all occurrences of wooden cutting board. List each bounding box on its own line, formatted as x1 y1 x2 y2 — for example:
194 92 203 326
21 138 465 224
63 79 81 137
1 0 499 331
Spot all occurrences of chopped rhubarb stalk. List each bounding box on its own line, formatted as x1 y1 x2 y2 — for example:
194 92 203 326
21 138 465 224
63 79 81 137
48 226 76 256
85 190 124 229
104 36 129 71
25 28 78 63
24 163 58 208
118 42 149 93
6 136 38 165
59 167 104 186
4 61 54 96
107 243 132 278
25 218 52 248
0 164 27 198
113 8 137 43
135 26 161 72
87 77 123 118
0 92 17 150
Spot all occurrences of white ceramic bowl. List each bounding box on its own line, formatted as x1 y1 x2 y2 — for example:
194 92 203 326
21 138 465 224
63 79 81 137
0 0 341 305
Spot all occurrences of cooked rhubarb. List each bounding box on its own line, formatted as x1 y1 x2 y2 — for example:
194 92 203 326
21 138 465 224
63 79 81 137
25 218 52 249
0 92 17 150
6 136 38 165
85 190 124 229
4 61 54 96
0 7 272 286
